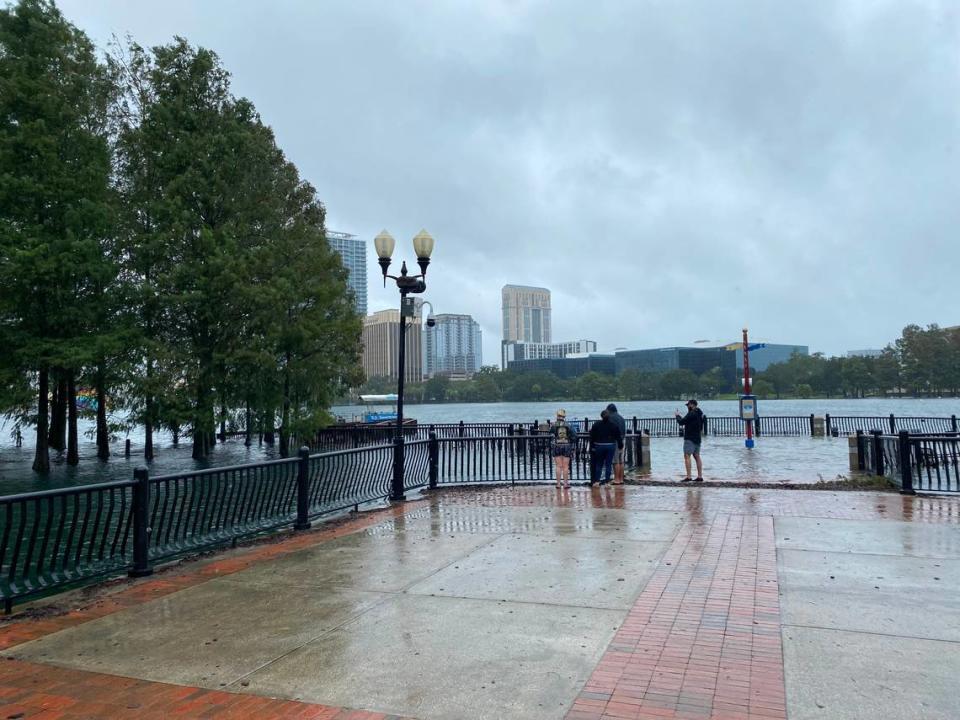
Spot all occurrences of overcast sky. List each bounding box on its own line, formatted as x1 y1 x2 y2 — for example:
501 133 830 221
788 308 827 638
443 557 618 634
59 0 960 366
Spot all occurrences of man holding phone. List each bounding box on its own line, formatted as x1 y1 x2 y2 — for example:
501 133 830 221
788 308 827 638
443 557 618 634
675 399 704 482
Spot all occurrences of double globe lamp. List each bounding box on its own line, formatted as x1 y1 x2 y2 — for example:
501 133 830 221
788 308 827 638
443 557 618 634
373 229 435 501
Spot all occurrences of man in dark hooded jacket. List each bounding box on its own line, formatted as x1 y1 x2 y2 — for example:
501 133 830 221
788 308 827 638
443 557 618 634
675 399 705 482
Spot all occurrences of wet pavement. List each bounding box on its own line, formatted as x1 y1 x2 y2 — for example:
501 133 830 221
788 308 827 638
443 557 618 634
1 485 959 719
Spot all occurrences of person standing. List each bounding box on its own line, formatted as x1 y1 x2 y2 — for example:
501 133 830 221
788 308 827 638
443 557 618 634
550 409 576 488
589 409 623 486
606 403 627 484
675 399 705 482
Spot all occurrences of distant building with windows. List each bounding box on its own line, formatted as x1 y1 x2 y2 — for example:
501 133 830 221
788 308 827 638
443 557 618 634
613 343 809 386
503 339 597 369
502 285 551 345
423 314 482 379
509 353 615 379
735 344 809 372
846 349 884 358
361 310 421 384
615 347 736 379
327 231 367 315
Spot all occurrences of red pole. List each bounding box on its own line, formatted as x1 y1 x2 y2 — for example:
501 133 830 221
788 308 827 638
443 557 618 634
743 327 754 447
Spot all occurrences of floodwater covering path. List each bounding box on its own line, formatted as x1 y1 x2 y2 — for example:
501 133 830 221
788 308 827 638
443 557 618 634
0 485 958 719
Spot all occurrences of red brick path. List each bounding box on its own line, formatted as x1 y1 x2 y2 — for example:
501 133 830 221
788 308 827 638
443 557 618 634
567 513 785 720
0 659 411 719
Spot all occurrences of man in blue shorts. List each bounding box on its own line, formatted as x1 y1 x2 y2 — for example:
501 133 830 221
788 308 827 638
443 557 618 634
675 399 704 482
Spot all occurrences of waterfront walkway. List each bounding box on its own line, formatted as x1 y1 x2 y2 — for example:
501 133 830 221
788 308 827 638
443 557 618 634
1 485 958 719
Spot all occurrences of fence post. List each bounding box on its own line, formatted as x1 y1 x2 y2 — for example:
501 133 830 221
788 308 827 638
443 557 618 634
295 446 311 530
825 414 831 436
428 431 439 490
871 430 884 476
810 414 815 436
458 420 465 438
952 415 958 433
754 416 762 438
898 431 915 495
125 439 131 457
855 430 865 471
632 416 638 433
128 467 153 578
889 414 896 434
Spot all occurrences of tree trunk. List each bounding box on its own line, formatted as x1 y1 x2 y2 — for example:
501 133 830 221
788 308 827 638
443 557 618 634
218 395 227 442
264 410 275 446
244 401 252 447
279 364 291 458
144 351 154 460
32 368 50 473
193 352 214 460
67 374 79 465
171 423 179 447
96 366 109 460
49 374 67 452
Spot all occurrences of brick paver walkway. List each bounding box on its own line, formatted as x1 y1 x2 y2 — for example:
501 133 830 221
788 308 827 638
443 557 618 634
567 513 784 720
1 485 958 719
0 659 410 719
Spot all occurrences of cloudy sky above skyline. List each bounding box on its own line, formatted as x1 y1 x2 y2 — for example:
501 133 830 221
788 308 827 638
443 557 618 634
59 0 960 366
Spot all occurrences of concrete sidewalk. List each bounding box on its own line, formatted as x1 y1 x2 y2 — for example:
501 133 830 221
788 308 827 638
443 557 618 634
1 486 958 719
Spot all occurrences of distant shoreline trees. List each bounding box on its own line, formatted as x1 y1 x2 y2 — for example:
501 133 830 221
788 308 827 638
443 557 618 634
354 324 960 404
0 1 362 471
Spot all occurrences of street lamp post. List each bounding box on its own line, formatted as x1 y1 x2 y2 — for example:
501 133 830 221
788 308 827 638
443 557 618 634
374 229 435 502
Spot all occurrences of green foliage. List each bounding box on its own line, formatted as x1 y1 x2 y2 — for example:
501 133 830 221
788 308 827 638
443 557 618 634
0 14 362 466
0 0 114 470
754 325 960 399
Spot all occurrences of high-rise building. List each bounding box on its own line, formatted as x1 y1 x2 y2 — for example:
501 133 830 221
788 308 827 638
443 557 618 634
502 285 551 344
423 314 482 379
361 310 422 383
327 231 367 315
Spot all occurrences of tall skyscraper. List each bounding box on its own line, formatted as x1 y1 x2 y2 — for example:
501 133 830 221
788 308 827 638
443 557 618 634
423 314 483 379
502 285 551 344
327 231 367 315
361 310 422 383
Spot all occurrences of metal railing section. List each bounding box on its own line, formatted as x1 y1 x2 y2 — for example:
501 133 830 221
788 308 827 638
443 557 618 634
856 430 960 494
0 481 136 608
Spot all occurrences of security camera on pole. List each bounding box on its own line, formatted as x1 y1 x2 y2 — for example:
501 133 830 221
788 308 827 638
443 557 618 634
373 229 436 502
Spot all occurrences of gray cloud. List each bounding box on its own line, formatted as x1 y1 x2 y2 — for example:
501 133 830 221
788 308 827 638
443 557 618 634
60 0 960 364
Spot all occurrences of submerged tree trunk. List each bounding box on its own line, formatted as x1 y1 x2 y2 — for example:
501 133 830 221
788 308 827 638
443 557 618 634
218 395 227 442
67 374 79 465
33 368 50 473
278 364 291 458
49 374 67 452
244 401 252 447
144 352 154 460
95 366 109 460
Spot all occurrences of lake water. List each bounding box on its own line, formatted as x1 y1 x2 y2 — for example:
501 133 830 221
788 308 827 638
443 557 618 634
2 398 957 493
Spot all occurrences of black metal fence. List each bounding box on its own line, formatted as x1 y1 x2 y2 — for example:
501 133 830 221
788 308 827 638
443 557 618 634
4 415 957 608
829 414 958 436
432 433 645 486
313 415 958 447
0 432 643 608
856 430 960 494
